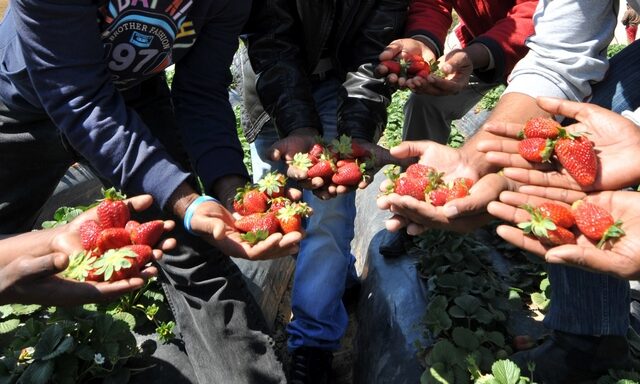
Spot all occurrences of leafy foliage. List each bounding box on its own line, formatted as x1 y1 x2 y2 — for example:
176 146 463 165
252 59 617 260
382 89 410 148
607 44 626 58
475 85 506 113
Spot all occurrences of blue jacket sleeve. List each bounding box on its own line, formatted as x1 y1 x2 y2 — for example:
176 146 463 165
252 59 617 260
171 0 251 195
11 0 190 209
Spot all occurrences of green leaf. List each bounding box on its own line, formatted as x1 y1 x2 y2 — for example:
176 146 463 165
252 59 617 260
452 327 479 351
491 360 522 384
530 292 550 311
454 295 481 314
484 331 506 348
75 344 96 361
0 305 14 319
0 319 20 334
33 324 64 359
9 304 41 317
17 360 54 384
448 305 466 319
474 307 494 324
112 312 136 330
39 335 74 360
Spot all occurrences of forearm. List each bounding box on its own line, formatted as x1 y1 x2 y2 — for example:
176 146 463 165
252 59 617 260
0 227 63 267
462 43 491 71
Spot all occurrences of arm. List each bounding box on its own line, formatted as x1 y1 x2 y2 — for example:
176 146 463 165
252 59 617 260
11 0 191 211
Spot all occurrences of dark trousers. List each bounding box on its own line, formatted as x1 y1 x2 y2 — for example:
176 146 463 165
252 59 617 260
0 76 286 383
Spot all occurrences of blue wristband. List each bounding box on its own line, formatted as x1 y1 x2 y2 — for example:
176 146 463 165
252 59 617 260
183 195 220 236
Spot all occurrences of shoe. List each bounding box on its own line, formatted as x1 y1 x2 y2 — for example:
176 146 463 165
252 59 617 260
378 229 411 258
510 330 631 383
288 347 333 384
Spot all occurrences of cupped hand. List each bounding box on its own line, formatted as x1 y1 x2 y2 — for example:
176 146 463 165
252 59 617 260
405 49 473 95
377 172 513 235
477 97 640 191
191 200 301 260
488 189 640 280
376 38 437 88
0 252 158 305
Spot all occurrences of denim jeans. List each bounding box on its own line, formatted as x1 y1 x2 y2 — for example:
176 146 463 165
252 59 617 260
0 76 286 383
250 76 359 351
542 41 640 337
403 74 500 144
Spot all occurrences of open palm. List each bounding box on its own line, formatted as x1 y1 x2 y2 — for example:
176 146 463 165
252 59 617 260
488 189 640 280
478 97 640 191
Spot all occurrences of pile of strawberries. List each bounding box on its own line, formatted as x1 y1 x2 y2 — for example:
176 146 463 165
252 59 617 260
290 135 371 187
384 164 474 206
62 188 164 282
233 172 311 244
517 116 598 187
518 200 624 248
380 53 436 79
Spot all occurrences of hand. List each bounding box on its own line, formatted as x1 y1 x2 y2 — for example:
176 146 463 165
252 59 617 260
375 141 506 234
487 189 640 280
376 38 437 88
190 200 302 260
0 252 161 305
477 96 640 191
405 49 473 95
267 128 324 191
377 172 513 234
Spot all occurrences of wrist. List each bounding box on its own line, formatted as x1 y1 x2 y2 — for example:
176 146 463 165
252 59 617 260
463 43 491 71
183 195 221 235
167 182 200 219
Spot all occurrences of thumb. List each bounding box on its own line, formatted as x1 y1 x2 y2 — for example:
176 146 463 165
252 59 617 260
268 142 283 162
545 245 614 275
389 141 432 159
13 253 69 282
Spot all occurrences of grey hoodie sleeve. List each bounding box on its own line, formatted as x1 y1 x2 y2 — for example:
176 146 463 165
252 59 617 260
505 0 618 102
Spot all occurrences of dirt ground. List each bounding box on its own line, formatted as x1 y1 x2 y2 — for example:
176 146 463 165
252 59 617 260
273 278 359 384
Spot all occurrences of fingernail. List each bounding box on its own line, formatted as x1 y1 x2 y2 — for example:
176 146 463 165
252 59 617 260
443 204 458 217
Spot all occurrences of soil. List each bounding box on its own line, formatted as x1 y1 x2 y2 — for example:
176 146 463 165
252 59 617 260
273 278 359 384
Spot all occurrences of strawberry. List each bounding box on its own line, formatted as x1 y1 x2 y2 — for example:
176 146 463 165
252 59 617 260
308 142 326 163
518 205 576 246
428 187 449 206
235 212 280 235
79 219 102 251
452 177 474 190
394 177 428 201
513 335 536 351
97 187 130 228
276 204 303 234
257 171 287 198
307 159 336 179
92 248 137 282
572 200 624 247
268 196 292 213
331 135 371 159
381 60 401 74
405 54 427 75
537 202 575 229
123 244 154 267
124 220 140 233
405 163 435 179
85 268 104 282
415 68 431 78
522 116 562 139
233 184 269 215
332 161 365 186
445 179 470 202
96 227 132 254
291 152 314 171
554 134 597 187
518 137 554 163
130 220 164 246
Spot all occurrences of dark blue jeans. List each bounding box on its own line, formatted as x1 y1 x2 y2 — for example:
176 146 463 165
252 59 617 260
0 76 286 383
543 41 640 337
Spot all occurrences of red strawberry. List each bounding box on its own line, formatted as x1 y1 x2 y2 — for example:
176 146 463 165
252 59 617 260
405 54 427 75
123 244 154 267
130 220 164 246
332 161 364 186
268 196 292 213
85 268 104 282
522 116 562 139
537 202 575 229
97 187 130 228
415 68 431 78
96 227 132 254
233 184 269 215
394 176 428 201
405 163 435 179
79 220 102 251
445 180 470 202
276 205 303 234
518 205 576 246
381 60 401 74
452 177 474 190
554 135 598 187
572 200 624 247
513 335 536 351
518 137 554 163
308 142 326 163
257 172 287 198
92 248 137 282
234 212 280 235
428 187 449 206
307 159 336 179
124 220 140 233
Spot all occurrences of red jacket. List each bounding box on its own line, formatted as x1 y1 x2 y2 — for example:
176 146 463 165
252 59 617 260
406 0 537 83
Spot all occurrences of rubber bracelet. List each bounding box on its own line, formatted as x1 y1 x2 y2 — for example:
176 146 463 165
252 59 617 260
183 195 220 236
